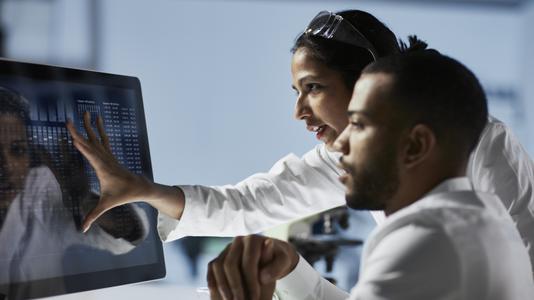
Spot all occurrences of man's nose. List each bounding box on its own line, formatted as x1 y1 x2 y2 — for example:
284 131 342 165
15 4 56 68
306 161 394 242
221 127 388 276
332 126 350 154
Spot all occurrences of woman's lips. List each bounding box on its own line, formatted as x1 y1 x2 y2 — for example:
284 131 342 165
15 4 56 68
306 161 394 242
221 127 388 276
305 124 328 141
0 181 13 191
315 125 327 141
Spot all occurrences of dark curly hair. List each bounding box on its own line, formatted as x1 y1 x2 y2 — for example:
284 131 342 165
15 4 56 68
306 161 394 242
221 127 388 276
291 10 401 90
0 87 30 123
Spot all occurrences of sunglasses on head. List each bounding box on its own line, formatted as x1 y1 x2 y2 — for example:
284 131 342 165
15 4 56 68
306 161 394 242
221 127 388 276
304 11 378 61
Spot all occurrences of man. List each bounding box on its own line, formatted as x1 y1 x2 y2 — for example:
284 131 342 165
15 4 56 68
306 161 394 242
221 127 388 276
207 45 534 299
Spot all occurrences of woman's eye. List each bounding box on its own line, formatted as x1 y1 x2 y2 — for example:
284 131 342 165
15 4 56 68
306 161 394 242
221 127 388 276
11 144 28 157
351 122 364 130
307 83 322 93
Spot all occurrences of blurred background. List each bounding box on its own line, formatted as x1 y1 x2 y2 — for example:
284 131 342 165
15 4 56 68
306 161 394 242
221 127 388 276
2 0 532 298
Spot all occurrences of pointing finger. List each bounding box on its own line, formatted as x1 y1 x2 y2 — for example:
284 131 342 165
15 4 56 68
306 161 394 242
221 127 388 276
83 111 99 144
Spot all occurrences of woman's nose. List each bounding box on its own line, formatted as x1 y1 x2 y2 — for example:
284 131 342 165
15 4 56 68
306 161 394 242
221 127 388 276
294 95 311 120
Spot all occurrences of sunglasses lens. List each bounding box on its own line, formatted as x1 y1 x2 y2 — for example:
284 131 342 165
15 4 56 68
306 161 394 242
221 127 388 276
307 11 333 36
303 11 378 61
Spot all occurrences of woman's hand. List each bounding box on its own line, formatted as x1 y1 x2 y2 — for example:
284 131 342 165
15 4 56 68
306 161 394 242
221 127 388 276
66 112 151 232
207 235 300 300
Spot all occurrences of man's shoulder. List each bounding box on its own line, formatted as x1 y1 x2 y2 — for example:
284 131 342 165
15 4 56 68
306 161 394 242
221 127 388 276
369 190 512 249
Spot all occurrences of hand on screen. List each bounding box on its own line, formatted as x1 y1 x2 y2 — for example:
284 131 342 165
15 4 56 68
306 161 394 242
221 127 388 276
207 235 299 300
66 111 151 233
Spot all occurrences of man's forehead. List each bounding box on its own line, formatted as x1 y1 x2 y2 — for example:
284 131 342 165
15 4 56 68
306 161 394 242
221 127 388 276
349 73 394 116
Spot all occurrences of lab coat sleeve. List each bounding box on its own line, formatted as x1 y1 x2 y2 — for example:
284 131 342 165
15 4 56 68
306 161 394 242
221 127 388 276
467 116 534 269
275 255 349 300
80 204 150 255
348 225 460 300
31 166 149 255
158 144 346 241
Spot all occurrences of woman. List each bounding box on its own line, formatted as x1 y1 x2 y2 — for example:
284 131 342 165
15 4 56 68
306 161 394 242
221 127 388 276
67 9 534 270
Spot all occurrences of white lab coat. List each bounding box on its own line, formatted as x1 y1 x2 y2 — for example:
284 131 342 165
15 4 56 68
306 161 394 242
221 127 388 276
158 116 534 268
275 178 534 300
0 166 147 298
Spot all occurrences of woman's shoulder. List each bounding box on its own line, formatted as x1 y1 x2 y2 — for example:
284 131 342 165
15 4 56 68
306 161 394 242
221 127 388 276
24 165 61 198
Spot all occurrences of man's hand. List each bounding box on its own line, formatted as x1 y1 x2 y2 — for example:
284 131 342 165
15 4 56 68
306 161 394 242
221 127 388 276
207 235 300 300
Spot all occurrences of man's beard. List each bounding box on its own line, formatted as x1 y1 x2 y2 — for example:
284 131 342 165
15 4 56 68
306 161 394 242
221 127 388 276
345 145 400 211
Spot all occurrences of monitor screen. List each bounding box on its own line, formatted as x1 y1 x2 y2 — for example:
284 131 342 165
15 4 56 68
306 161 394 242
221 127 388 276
0 59 165 300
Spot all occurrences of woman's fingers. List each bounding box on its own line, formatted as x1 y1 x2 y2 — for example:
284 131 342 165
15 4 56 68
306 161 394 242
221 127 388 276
72 139 106 174
67 115 116 175
66 120 89 148
67 115 106 154
83 112 99 144
96 116 111 151
82 201 112 233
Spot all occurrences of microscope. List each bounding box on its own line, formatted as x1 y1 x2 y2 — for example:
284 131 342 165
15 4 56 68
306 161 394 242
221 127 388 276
288 206 363 285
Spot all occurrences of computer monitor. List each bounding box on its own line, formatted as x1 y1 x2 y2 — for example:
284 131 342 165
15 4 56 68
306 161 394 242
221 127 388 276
0 59 165 300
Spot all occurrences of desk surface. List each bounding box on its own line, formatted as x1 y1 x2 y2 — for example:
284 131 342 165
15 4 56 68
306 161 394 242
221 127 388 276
47 282 206 300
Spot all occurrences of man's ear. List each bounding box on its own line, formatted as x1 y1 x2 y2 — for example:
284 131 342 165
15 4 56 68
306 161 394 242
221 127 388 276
401 124 436 169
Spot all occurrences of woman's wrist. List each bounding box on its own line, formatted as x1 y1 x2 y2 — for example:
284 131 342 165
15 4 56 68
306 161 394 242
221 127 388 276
142 180 185 219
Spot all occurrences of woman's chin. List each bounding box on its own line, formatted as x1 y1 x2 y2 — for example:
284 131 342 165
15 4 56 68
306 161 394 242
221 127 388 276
0 193 17 208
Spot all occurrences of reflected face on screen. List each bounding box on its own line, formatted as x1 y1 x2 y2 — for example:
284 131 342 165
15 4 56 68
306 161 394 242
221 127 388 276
0 114 30 206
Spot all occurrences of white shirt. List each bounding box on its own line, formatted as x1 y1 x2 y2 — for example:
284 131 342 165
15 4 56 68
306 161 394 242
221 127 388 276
158 116 534 266
275 177 534 300
467 116 534 270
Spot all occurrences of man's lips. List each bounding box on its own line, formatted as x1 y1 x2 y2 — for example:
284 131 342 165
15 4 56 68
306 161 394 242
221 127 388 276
338 173 350 185
337 159 351 177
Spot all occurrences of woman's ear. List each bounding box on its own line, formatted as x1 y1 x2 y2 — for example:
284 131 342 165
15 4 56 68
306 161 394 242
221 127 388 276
401 124 436 169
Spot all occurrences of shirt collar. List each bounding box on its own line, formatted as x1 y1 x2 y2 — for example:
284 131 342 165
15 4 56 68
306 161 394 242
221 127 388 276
425 177 473 198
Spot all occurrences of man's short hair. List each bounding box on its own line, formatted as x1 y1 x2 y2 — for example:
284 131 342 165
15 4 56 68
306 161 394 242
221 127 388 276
363 41 488 160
